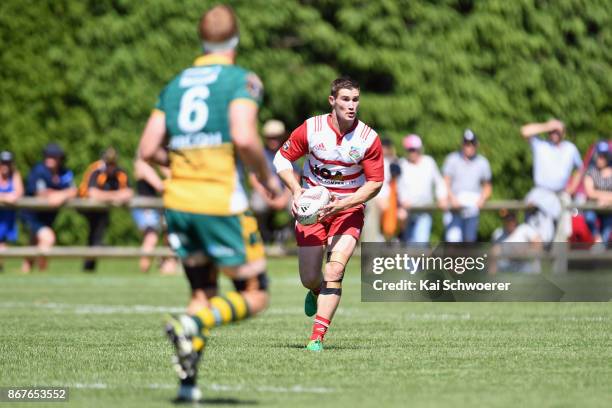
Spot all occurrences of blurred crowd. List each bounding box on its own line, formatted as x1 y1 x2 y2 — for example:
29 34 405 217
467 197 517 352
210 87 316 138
0 118 610 272
249 118 611 253
0 144 176 274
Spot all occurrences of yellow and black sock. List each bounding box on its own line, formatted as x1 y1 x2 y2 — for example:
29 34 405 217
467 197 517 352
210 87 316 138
191 291 250 336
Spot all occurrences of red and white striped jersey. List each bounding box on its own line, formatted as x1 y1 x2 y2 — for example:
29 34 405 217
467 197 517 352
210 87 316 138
279 114 384 198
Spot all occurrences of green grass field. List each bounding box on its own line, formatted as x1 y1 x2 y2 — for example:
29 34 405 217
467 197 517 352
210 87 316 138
0 258 610 407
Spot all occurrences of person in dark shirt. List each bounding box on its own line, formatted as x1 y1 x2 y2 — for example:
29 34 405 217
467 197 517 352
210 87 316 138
80 147 133 271
21 143 77 273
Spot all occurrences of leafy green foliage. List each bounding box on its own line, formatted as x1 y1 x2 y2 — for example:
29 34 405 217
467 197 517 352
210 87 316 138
1 0 610 243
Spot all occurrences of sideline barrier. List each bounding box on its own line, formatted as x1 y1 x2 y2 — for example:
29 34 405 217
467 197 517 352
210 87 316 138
0 197 611 212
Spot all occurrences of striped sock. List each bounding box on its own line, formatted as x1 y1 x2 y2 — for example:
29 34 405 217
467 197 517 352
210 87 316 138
191 291 250 337
310 315 331 341
191 332 207 353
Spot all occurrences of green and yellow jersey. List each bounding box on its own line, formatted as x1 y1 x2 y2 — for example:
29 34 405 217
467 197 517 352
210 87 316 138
153 55 263 215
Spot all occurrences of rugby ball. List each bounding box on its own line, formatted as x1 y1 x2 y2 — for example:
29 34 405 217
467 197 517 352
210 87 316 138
296 186 331 225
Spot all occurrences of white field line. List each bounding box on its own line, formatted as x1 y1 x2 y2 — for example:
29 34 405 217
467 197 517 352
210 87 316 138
2 301 607 322
67 382 334 394
0 301 472 320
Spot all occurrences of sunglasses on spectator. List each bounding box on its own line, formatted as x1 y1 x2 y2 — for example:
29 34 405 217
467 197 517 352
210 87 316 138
406 148 419 152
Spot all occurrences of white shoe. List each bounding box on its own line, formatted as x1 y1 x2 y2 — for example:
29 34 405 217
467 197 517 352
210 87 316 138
176 385 202 402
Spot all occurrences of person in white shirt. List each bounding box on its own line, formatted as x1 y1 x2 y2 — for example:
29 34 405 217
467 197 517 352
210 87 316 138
520 119 583 241
397 134 446 245
491 209 542 274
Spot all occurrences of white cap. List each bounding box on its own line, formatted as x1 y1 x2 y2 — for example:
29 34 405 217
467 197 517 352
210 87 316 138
262 120 286 138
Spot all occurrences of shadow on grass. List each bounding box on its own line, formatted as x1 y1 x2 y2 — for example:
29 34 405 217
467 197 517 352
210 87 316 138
283 343 365 350
172 397 258 405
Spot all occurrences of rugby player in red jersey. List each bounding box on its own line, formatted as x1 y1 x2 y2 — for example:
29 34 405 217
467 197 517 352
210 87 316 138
273 77 384 351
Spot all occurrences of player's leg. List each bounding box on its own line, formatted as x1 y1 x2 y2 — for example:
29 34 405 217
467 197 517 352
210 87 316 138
298 246 325 317
306 235 357 351
306 209 362 351
184 212 269 333
162 209 210 401
295 220 327 316
164 211 269 400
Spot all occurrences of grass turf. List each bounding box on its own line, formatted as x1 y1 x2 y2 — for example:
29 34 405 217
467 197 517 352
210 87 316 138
0 258 610 407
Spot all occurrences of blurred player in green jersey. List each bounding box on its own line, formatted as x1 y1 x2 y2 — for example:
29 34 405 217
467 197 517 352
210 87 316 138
138 4 278 402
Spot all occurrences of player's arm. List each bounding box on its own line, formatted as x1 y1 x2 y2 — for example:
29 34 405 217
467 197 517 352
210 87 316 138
273 122 309 214
326 181 383 211
134 158 165 193
138 110 169 166
229 101 278 196
520 119 564 139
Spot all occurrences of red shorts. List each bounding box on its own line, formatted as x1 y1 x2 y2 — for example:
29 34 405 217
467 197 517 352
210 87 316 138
295 207 364 246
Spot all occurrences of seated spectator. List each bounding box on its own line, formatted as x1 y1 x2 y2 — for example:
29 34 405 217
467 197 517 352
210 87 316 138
491 209 542 274
442 130 492 242
21 143 77 273
0 151 24 270
249 120 295 245
397 134 446 246
80 148 133 272
583 141 612 245
132 157 177 274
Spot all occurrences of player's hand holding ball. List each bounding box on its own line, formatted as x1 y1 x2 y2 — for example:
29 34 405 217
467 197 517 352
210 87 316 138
318 194 345 222
295 186 331 225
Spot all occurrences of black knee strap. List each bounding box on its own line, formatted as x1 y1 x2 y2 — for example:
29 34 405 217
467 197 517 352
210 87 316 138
184 262 218 291
320 287 342 296
320 280 342 296
232 271 269 292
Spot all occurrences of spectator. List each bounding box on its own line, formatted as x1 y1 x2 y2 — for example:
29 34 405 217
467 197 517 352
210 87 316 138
397 134 447 245
520 119 582 241
493 209 542 244
132 157 177 274
442 130 492 242
249 119 295 245
583 141 612 245
362 138 397 242
21 143 77 273
491 209 542 274
0 151 24 270
80 147 133 272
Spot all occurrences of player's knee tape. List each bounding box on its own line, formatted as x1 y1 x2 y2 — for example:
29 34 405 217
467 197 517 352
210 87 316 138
232 271 269 292
326 251 347 282
320 281 342 296
184 262 218 292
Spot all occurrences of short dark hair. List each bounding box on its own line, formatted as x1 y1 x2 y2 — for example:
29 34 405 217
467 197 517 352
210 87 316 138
330 77 360 97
